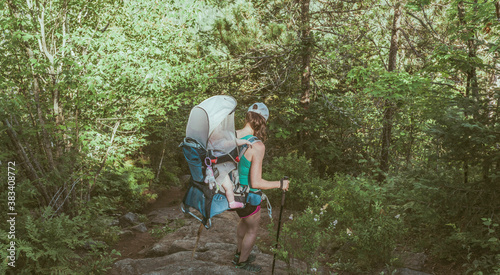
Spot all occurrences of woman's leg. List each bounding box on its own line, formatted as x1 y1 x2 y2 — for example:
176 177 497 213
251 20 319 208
238 208 261 263
236 218 246 253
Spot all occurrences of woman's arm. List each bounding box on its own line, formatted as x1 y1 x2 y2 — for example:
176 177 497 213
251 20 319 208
248 142 289 191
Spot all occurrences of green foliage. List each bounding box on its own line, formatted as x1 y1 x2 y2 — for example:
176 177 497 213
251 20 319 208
93 162 156 211
428 95 500 170
263 153 323 210
77 249 121 275
4 209 87 274
277 208 326 271
320 175 404 271
442 218 500 274
266 155 404 271
348 67 431 101
388 166 500 273
1 0 500 273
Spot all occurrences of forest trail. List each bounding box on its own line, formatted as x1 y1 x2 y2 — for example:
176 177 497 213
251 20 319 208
107 186 450 275
108 186 303 274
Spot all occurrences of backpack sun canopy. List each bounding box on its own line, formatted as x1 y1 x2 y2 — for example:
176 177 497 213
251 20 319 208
186 95 237 155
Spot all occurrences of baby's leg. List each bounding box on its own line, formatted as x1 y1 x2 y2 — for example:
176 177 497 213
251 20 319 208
220 176 243 209
221 176 235 202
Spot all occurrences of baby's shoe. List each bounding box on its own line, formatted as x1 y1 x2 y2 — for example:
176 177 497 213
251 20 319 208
229 201 244 209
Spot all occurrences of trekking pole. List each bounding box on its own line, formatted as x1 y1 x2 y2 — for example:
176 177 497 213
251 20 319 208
192 224 204 259
272 176 288 275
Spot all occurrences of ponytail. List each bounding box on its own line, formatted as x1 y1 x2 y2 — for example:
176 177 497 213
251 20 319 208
245 111 267 142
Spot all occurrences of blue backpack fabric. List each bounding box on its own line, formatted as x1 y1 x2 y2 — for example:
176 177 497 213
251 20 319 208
181 138 205 183
180 140 246 229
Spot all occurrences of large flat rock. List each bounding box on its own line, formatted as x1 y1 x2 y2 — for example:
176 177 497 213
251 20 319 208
111 205 305 274
112 250 292 275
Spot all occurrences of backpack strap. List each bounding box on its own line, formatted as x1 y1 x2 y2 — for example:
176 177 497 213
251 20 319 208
207 146 239 165
238 136 260 161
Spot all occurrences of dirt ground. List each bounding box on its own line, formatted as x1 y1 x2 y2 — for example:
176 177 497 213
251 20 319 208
111 187 184 260
111 186 286 261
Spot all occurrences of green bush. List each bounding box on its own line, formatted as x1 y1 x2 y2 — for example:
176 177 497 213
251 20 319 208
77 249 121 274
0 157 157 273
1 208 87 274
0 205 121 274
323 175 403 271
389 167 500 273
441 218 500 274
263 153 323 210
277 207 327 271
271 171 404 272
93 161 156 211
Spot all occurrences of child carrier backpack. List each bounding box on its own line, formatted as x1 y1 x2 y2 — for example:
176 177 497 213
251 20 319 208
180 95 253 229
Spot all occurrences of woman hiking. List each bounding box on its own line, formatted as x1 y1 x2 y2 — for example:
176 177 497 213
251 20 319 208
233 102 290 272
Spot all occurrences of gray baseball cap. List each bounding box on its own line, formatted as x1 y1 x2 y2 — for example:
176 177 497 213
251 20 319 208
248 102 269 121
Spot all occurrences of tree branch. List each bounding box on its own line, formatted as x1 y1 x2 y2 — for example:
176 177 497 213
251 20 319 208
399 27 423 59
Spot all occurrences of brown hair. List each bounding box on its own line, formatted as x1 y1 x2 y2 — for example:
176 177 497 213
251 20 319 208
245 111 267 142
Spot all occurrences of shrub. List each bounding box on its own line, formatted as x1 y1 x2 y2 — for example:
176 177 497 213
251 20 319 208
263 153 323 210
442 218 500 274
0 157 157 273
389 167 500 273
277 207 327 271
271 171 404 272
93 162 156 211
1 208 87 274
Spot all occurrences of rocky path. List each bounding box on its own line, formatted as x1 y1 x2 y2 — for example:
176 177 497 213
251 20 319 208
109 187 303 274
108 186 443 275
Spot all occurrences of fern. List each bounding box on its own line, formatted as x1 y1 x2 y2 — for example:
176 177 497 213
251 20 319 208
10 209 88 274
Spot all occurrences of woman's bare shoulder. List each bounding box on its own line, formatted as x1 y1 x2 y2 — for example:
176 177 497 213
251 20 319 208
252 141 265 151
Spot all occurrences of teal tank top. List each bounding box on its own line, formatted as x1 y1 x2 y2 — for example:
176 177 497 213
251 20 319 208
238 135 258 192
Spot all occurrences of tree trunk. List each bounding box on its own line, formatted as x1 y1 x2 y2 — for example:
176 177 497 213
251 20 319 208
300 0 312 108
295 0 315 154
496 1 500 21
8 0 58 173
31 56 58 172
458 0 479 185
406 117 414 167
378 2 401 182
3 119 51 205
91 121 121 200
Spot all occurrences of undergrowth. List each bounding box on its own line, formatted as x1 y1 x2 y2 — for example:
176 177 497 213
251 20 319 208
264 153 499 273
0 159 160 274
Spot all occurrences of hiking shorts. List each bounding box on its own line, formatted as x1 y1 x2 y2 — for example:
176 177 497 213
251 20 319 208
236 192 262 218
236 204 260 218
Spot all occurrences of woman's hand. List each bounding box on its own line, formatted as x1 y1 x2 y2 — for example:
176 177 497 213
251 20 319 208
280 179 290 191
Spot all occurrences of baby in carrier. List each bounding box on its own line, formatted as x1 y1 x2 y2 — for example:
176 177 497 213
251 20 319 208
206 131 252 209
